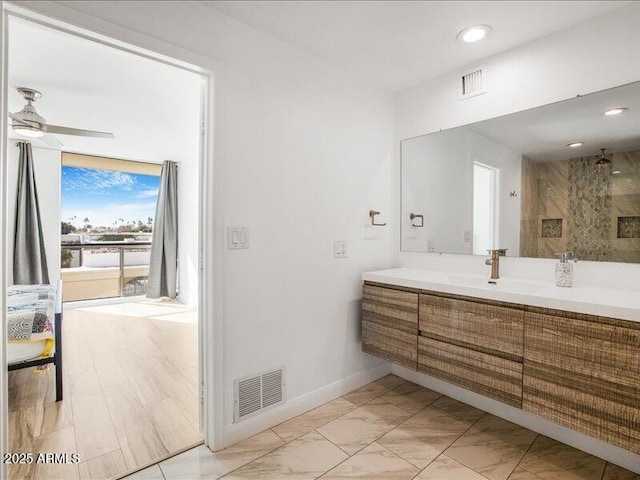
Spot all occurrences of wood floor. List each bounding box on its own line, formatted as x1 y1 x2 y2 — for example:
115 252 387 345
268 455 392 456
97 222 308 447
8 299 201 480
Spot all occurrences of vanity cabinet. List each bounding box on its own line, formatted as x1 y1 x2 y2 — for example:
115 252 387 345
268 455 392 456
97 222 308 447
419 293 524 358
522 308 640 454
361 280 640 455
362 274 640 454
361 283 418 369
417 292 524 407
417 336 523 407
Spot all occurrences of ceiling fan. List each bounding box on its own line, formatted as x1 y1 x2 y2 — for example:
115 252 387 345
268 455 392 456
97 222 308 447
9 87 115 148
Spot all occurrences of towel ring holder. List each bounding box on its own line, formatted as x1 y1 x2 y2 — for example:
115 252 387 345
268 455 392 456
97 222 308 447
410 213 424 228
369 210 387 227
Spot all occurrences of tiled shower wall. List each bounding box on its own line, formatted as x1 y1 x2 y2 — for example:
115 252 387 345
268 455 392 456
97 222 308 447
520 150 640 263
567 156 612 261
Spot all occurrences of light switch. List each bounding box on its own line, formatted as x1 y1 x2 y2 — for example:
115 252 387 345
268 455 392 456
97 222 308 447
334 240 348 258
228 227 249 249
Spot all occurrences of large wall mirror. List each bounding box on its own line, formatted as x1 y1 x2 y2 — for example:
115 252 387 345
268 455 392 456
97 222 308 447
401 81 640 263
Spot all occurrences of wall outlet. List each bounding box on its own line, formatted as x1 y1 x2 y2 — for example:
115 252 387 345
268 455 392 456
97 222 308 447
334 240 348 258
464 230 472 243
427 238 435 253
228 227 249 249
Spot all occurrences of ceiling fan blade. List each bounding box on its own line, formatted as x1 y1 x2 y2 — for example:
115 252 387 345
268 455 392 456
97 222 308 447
8 112 22 123
45 124 115 139
40 134 63 149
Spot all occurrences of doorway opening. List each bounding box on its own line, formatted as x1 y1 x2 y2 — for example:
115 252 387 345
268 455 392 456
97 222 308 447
473 161 501 255
4 13 208 479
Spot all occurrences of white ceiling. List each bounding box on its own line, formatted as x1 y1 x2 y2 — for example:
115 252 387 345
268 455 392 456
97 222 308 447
8 17 202 162
206 0 629 91
466 81 640 162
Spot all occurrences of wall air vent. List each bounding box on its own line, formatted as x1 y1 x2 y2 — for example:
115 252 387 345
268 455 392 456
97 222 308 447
459 67 486 100
234 366 285 422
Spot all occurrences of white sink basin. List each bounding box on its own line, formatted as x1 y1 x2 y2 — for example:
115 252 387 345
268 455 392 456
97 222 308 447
447 274 547 294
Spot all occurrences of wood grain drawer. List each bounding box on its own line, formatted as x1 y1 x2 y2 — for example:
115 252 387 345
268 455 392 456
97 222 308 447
523 311 640 454
362 320 417 369
419 293 524 359
418 336 523 407
362 284 418 334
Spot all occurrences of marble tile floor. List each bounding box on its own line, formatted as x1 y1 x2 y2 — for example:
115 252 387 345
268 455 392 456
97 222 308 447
123 374 640 480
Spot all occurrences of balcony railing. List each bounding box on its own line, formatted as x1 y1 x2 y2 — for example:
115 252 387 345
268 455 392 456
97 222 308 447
61 235 152 301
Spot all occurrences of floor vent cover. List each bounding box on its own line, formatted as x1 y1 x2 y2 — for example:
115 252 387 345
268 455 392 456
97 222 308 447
234 367 285 422
459 67 486 99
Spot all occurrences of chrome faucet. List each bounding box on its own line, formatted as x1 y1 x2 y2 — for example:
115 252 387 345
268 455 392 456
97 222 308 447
485 249 508 280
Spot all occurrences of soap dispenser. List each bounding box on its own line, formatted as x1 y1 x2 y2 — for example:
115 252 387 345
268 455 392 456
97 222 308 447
554 251 574 287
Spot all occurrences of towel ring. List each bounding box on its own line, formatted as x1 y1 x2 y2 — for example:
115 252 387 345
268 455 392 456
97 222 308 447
410 213 424 228
369 210 387 227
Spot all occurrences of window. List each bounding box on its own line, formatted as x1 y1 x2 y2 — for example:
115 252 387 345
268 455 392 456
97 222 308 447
473 161 500 255
60 153 161 300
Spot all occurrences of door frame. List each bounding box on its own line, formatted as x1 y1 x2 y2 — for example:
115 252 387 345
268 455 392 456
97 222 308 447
0 4 225 477
1 2 9 475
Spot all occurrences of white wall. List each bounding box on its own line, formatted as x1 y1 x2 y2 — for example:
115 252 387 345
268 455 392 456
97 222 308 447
401 127 520 255
402 130 472 255
395 3 640 141
10 0 395 441
394 2 640 281
7 144 61 285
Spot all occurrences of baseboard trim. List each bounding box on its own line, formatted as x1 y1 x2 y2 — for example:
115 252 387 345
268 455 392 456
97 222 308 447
223 361 391 448
391 364 640 475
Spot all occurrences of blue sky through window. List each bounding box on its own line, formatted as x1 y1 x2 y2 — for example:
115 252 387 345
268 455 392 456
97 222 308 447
62 166 160 229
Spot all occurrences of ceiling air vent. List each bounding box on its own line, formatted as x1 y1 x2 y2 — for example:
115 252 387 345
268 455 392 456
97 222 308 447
459 67 486 100
234 366 285 422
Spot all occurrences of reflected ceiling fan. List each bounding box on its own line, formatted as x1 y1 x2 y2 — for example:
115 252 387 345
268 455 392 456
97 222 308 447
9 87 115 148
596 148 612 165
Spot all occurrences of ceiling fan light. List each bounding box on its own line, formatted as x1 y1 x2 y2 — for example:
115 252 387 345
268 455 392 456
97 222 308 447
12 125 45 138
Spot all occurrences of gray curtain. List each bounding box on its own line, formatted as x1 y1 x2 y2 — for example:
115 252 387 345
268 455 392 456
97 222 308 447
147 160 178 298
13 141 50 285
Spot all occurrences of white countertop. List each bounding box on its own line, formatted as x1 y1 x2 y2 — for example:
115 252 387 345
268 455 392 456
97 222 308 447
363 268 640 323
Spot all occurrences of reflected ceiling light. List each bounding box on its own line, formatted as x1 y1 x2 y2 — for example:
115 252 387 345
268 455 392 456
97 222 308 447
457 25 492 43
604 107 628 116
596 148 611 165
612 170 622 174
567 142 584 148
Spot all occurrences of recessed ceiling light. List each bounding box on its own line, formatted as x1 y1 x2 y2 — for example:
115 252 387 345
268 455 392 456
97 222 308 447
612 170 622 174
457 25 492 43
604 107 628 116
567 142 584 148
